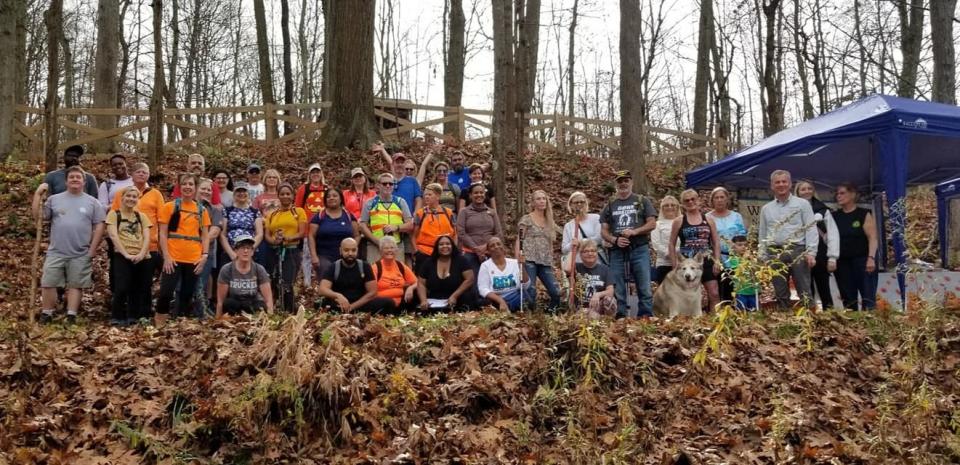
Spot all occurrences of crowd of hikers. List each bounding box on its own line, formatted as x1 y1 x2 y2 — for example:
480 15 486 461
31 144 881 326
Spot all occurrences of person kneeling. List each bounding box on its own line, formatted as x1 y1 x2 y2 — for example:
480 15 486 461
216 234 273 318
416 235 476 312
372 236 418 313
477 237 532 312
317 238 395 314
570 239 616 318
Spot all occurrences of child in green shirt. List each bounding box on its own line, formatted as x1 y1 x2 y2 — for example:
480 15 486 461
725 235 758 311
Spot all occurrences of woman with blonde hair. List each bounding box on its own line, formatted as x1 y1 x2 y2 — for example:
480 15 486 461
669 189 722 312
651 195 681 284
252 168 283 214
105 185 153 325
516 189 562 312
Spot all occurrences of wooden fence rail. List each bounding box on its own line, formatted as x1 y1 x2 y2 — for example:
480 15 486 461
13 100 727 162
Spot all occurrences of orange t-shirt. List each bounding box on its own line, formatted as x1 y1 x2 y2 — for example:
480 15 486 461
112 185 165 252
159 200 212 263
374 260 417 305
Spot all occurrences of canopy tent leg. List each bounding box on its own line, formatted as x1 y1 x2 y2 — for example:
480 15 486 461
879 129 910 311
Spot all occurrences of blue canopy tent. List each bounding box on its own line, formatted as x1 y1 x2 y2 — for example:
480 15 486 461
687 94 960 306
937 177 960 268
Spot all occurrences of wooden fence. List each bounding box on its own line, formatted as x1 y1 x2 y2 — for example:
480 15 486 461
13 99 727 161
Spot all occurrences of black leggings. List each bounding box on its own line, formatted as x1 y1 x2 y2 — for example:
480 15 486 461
157 262 198 316
111 253 155 321
810 257 834 309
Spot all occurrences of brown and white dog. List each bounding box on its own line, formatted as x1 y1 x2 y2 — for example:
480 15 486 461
653 253 705 318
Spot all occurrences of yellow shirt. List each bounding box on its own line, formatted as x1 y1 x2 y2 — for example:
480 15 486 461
105 210 152 256
265 207 307 247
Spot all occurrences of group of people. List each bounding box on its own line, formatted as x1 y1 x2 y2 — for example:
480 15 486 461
32 143 881 327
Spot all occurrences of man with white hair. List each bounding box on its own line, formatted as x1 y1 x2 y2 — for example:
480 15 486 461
757 169 819 308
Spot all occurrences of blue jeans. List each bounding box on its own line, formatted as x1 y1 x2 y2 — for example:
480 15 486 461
524 262 561 312
193 256 215 318
608 244 653 317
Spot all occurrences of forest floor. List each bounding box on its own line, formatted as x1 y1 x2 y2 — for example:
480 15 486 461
0 143 956 464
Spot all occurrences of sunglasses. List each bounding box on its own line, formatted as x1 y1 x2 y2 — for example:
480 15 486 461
404 167 416 172
380 182 394 186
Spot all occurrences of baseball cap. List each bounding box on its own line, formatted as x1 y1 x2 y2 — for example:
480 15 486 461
308 163 322 173
614 170 632 181
392 152 407 162
247 163 261 173
233 181 249 191
350 167 367 177
234 233 256 247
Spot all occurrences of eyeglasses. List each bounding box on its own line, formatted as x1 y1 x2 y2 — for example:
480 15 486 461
571 201 586 205
683 198 697 203
380 182 394 186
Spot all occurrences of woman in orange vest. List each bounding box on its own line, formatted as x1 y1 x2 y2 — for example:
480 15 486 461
157 173 212 325
412 183 457 266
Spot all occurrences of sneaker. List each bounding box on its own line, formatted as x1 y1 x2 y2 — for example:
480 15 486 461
38 313 54 324
65 314 77 325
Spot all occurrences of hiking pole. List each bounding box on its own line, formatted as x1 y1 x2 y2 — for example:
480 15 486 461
277 245 287 313
29 190 47 325
518 226 525 313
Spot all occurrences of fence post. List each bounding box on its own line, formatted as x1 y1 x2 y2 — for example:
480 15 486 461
457 106 465 142
555 113 565 154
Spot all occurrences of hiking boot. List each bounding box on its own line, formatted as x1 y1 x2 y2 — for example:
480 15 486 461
65 314 77 325
38 313 54 324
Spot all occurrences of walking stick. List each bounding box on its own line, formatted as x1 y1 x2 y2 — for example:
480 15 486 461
29 191 46 325
568 219 579 311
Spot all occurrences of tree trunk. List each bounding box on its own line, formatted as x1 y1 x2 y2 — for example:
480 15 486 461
253 0 278 142
281 0 294 135
44 0 63 171
619 0 648 193
116 0 130 109
166 0 183 142
792 0 814 120
443 0 465 137
60 31 76 140
513 0 540 222
0 2 18 159
853 0 867 98
148 0 164 167
183 0 201 110
709 12 730 143
490 0 516 214
320 0 377 148
896 0 924 99
321 0 332 104
761 0 783 137
514 0 540 150
692 0 712 143
930 0 956 105
92 0 120 153
14 0 26 114
297 0 311 113
566 0 578 120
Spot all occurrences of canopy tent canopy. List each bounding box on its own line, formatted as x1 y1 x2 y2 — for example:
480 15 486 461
937 177 960 268
686 95 960 308
686 94 960 190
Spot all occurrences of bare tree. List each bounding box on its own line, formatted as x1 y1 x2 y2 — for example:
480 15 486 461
0 1 19 159
444 0 465 137
760 0 784 136
44 0 63 170
930 0 956 104
253 0 278 141
149 0 164 166
692 0 713 141
792 0 814 120
896 0 924 99
281 0 294 134
92 0 120 152
566 0 578 120
491 0 516 210
620 0 649 193
320 0 378 148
